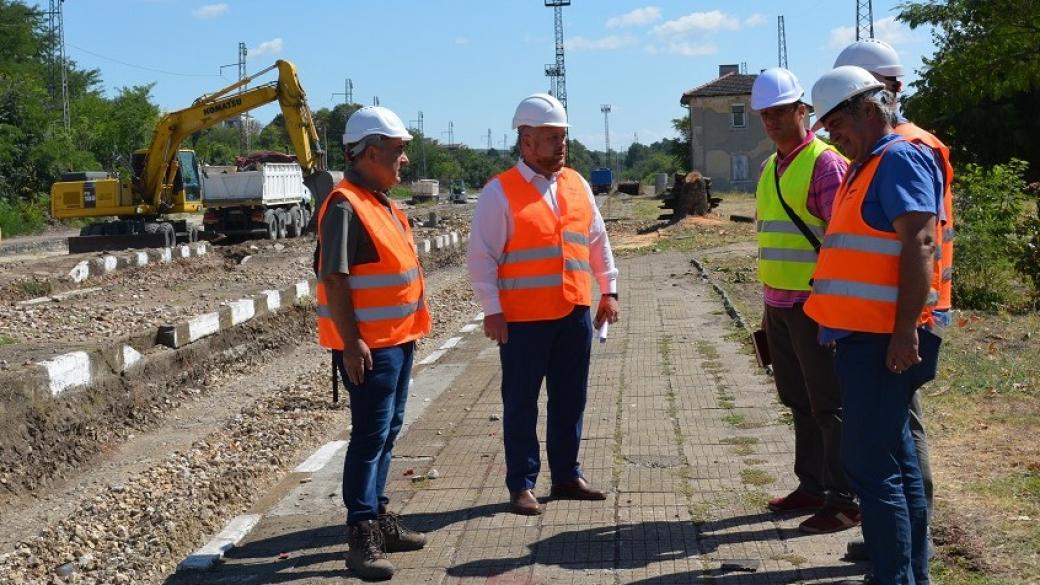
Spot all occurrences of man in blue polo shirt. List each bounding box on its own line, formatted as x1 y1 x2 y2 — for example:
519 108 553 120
807 66 945 585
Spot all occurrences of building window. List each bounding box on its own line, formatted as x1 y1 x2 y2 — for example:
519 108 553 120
732 154 750 182
730 103 746 128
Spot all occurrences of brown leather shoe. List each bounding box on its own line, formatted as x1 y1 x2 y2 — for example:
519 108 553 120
550 477 606 500
509 489 543 515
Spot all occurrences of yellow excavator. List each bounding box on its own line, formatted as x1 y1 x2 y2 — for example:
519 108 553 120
51 60 338 252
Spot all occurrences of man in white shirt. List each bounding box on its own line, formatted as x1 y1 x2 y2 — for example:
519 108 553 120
467 93 620 515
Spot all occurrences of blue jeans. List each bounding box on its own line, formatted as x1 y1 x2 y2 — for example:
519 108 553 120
335 342 414 525
499 306 592 492
836 330 941 585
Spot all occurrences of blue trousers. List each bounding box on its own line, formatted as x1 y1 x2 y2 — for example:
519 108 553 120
334 342 414 525
836 330 941 585
499 306 592 492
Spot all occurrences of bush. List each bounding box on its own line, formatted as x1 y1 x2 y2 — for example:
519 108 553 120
952 159 1036 311
0 195 48 238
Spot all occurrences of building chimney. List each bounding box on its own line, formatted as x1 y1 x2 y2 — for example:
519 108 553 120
718 64 740 77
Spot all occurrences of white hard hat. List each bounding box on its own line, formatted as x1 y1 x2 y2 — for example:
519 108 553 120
751 68 808 111
512 93 569 129
810 66 886 131
343 106 413 144
834 39 904 78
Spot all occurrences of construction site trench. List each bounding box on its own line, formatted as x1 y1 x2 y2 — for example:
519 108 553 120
0 204 477 583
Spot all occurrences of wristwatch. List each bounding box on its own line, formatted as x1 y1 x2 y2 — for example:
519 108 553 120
603 293 619 300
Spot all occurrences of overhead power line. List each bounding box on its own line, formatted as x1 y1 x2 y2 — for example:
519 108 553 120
68 43 223 78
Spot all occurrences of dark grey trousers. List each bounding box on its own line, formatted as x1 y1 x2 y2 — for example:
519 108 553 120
764 303 855 507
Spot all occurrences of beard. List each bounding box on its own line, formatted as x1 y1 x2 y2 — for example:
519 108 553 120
536 152 566 172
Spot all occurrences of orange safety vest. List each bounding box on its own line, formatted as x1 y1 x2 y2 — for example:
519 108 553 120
895 121 954 311
315 179 431 349
804 139 940 334
496 166 593 322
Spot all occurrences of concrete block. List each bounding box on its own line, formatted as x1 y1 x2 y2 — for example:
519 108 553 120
134 251 149 267
120 345 143 372
178 245 191 258
178 514 261 571
293 281 311 301
228 299 255 325
188 312 221 343
68 261 91 283
38 352 92 396
450 232 459 246
260 290 281 313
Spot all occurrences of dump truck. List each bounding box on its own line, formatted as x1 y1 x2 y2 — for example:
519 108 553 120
51 60 335 253
201 159 312 240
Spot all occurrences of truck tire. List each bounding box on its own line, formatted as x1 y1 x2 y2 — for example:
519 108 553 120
275 211 288 239
286 206 302 238
265 216 278 240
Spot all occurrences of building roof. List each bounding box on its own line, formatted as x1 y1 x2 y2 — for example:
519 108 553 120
680 72 758 105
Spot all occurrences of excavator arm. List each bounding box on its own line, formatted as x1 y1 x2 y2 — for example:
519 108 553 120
142 59 326 211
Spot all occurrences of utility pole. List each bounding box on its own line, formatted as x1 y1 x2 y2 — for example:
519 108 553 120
238 42 249 153
544 1 571 113
448 121 454 147
332 79 353 105
778 15 789 69
487 129 493 151
221 43 249 153
856 0 874 40
373 96 380 106
46 0 69 131
502 134 508 151
600 104 611 168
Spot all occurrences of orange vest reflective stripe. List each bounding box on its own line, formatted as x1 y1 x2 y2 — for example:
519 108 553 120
315 178 431 349
895 121 954 310
804 139 940 334
497 166 593 322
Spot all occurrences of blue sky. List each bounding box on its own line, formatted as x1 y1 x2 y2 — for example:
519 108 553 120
35 0 936 152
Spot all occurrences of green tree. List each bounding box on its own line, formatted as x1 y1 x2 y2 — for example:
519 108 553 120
898 0 1040 178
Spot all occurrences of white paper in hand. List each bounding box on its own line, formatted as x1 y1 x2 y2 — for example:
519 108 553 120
598 321 609 344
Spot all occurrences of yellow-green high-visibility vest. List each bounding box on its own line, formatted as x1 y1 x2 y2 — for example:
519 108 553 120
756 137 841 291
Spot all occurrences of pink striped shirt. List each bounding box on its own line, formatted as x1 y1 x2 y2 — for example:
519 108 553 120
761 130 849 308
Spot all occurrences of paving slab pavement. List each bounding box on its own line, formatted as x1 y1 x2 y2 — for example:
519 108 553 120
168 252 869 584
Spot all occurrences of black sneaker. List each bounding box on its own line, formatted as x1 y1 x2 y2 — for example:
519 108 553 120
347 519 395 581
378 511 427 552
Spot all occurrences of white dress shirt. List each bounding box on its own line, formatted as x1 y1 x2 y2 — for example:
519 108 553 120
467 159 619 315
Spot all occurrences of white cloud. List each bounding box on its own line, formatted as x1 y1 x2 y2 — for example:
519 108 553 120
455 37 470 45
665 41 718 57
566 35 637 51
191 3 228 19
744 13 766 28
653 10 740 36
827 16 912 50
250 38 283 57
606 7 661 29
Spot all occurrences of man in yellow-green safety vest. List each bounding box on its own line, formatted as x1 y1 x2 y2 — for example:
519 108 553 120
751 68 859 534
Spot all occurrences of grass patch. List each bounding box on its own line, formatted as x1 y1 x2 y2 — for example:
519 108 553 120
740 468 776 487
14 279 52 298
742 490 771 511
769 553 808 566
632 199 666 221
0 335 15 346
744 458 767 465
722 413 746 427
718 398 735 409
719 436 759 446
932 560 1020 585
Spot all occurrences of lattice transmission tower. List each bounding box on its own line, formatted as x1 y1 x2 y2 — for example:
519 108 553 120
46 0 69 131
856 0 875 40
544 1 571 113
778 15 788 69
